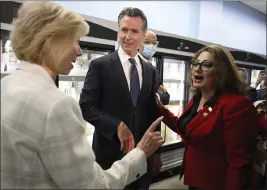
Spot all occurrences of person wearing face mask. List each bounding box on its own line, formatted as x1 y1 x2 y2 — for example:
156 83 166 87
139 30 157 62
138 30 170 176
156 45 261 189
79 8 162 190
139 30 170 105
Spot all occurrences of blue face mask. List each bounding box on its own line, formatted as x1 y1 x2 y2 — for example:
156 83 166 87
142 45 156 59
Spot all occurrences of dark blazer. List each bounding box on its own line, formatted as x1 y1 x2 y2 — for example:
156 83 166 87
245 86 257 102
153 68 170 105
138 53 170 105
257 89 263 100
79 50 158 169
158 93 260 189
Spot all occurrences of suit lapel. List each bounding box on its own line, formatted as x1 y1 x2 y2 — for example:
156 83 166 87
185 104 218 137
138 57 148 98
109 52 149 108
135 56 156 109
110 51 132 104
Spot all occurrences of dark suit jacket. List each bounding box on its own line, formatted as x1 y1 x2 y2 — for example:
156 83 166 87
257 89 263 100
153 67 170 105
79 50 158 169
245 86 257 102
139 53 170 105
158 93 260 189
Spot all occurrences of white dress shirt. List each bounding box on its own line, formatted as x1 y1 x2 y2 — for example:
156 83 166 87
118 48 143 90
1 62 147 189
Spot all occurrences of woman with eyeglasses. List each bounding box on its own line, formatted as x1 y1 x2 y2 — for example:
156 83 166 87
156 45 261 189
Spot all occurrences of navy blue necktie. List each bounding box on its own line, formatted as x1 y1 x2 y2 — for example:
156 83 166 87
129 58 140 107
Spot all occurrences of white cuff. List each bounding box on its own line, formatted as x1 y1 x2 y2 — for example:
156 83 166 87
122 148 147 184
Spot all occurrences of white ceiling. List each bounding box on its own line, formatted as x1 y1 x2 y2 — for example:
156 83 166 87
13 1 267 15
240 1 266 14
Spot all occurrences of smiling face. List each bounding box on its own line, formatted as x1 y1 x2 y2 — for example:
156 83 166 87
191 51 216 92
118 16 145 57
44 37 83 76
57 39 83 75
10 1 89 79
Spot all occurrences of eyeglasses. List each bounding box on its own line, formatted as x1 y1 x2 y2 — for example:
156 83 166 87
190 60 213 71
143 40 159 47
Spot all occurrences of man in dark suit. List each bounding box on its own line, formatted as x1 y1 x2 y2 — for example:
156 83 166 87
79 7 159 190
138 29 170 175
138 29 170 105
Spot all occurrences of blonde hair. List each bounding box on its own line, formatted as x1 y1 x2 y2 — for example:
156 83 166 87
189 44 245 95
10 1 89 70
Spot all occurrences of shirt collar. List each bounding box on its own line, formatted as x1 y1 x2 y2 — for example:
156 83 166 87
118 48 139 65
19 61 56 86
138 52 149 63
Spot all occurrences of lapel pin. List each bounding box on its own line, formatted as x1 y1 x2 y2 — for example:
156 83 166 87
203 112 208 117
208 107 212 112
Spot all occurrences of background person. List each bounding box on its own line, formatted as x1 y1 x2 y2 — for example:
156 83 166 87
253 71 267 189
237 67 257 101
253 71 266 100
139 29 170 105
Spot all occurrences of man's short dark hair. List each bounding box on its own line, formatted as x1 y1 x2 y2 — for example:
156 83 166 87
118 7 147 32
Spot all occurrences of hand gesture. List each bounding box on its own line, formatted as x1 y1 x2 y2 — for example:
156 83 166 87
117 122 135 154
137 116 164 157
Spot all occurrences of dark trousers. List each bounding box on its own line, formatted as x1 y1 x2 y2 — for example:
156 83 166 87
257 175 267 189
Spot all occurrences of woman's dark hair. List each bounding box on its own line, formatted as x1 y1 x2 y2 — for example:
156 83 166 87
189 44 246 95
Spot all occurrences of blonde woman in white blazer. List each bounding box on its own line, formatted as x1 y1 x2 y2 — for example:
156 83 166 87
1 1 164 189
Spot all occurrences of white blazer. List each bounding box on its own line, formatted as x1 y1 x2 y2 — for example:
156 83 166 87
1 63 147 189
